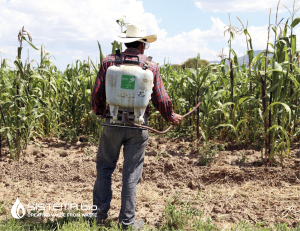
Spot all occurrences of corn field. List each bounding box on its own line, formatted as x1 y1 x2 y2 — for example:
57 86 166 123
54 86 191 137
1 3 300 166
0 41 104 160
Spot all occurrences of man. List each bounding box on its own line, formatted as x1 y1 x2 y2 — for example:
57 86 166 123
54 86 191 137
91 23 183 229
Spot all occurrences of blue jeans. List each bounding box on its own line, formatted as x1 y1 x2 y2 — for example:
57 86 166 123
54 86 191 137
93 123 149 227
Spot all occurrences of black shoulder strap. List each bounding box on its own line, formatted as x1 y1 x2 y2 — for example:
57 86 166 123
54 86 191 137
142 56 152 70
115 49 122 67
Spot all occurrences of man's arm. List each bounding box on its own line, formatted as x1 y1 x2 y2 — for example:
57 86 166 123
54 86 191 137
91 60 107 118
151 64 183 125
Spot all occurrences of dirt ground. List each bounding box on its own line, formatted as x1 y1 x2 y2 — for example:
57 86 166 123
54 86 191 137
1 135 300 230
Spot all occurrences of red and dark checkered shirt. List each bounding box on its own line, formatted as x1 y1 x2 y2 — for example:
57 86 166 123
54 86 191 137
91 48 175 122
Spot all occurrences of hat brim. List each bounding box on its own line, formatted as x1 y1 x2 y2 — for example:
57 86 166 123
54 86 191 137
114 33 157 43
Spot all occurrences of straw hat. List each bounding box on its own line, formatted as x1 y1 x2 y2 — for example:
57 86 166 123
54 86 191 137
114 23 157 43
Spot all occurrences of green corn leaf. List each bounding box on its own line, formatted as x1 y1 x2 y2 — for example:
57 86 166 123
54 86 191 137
291 128 300 139
90 58 98 71
30 141 45 148
209 108 223 115
247 50 254 64
2 101 14 109
250 52 263 67
248 38 253 50
89 110 102 124
268 43 275 50
198 126 206 141
230 48 239 67
235 118 262 135
215 123 236 131
283 19 289 37
215 124 238 141
267 63 286 74
7 131 13 144
277 37 289 63
266 125 290 154
97 41 105 65
111 40 121 54
0 127 9 133
50 82 57 94
291 16 300 28
291 87 300 101
35 68 52 75
221 102 235 108
14 59 24 77
44 60 50 66
238 97 249 105
21 36 39 50
263 102 291 124
267 82 279 93
244 29 249 37
290 34 296 58
288 73 300 87
31 74 46 81
278 38 288 46
0 84 12 94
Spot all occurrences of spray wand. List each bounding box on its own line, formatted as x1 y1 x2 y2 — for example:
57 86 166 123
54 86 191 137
124 100 201 134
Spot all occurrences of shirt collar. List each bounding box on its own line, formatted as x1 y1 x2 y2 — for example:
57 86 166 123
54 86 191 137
124 48 141 55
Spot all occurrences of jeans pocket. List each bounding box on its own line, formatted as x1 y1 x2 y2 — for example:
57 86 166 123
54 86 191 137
103 127 120 140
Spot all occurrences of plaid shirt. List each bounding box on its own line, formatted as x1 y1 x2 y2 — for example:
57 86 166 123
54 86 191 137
91 48 175 122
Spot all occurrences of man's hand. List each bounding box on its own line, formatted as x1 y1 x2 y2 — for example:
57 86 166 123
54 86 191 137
172 113 183 126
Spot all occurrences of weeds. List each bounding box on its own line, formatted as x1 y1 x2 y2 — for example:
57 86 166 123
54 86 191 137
231 220 300 231
59 127 78 143
162 192 217 230
84 147 94 157
156 150 167 160
235 150 249 166
197 142 227 166
0 204 298 230
0 200 10 215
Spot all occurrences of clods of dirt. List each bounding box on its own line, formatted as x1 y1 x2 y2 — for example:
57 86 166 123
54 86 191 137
0 136 300 229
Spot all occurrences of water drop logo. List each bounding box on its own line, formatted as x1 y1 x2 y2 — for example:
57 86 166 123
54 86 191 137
11 197 25 219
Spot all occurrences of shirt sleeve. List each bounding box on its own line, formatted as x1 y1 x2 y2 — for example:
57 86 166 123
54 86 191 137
91 60 107 116
151 64 175 122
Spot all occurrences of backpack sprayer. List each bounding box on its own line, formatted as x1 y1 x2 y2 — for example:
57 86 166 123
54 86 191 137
100 50 201 134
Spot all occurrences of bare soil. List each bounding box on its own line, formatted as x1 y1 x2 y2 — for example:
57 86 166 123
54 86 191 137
1 136 300 230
